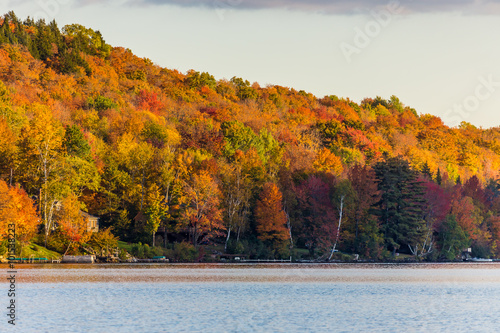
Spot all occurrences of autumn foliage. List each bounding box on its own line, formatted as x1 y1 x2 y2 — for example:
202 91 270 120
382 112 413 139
0 180 40 251
255 183 289 253
2 12 500 260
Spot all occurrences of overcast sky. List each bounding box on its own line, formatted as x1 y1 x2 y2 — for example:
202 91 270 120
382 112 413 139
3 0 500 128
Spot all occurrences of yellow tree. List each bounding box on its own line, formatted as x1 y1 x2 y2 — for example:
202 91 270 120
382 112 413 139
145 183 168 247
115 134 154 210
18 103 64 246
0 118 17 183
313 148 343 176
130 141 154 211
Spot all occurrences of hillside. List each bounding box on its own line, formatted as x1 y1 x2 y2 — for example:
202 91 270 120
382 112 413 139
1 11 500 260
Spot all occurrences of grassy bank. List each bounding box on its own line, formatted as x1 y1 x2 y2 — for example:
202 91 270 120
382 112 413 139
0 242 62 261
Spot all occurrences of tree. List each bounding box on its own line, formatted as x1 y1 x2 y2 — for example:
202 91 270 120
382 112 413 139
450 194 480 240
62 23 110 58
64 124 91 159
116 138 155 211
313 148 343 176
220 164 251 252
420 161 432 180
18 103 64 246
0 180 40 255
186 71 216 90
435 168 442 185
277 168 297 253
61 156 100 196
295 174 336 258
220 120 282 166
372 157 427 255
86 228 119 257
145 183 168 247
230 76 258 100
438 214 469 260
254 182 289 256
137 90 164 115
463 175 487 208
329 180 353 260
346 164 381 257
54 193 90 255
182 171 224 248
418 180 451 257
0 117 17 184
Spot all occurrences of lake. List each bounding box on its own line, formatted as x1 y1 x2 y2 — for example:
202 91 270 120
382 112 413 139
1 263 500 332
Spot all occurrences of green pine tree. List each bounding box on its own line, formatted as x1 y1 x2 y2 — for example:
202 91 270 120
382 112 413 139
371 157 427 255
435 168 442 185
421 161 432 180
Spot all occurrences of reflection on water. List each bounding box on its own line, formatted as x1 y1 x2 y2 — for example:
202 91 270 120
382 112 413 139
6 262 500 283
1 263 500 332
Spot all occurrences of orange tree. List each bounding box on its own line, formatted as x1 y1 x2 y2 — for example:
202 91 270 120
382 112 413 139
54 193 90 255
0 180 40 255
254 182 289 257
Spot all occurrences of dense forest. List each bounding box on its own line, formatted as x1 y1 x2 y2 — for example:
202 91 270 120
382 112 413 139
1 11 500 261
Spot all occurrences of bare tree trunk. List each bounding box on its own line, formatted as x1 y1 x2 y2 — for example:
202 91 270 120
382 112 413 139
225 227 231 252
329 195 344 261
45 199 56 248
63 241 73 256
409 229 434 258
408 244 418 256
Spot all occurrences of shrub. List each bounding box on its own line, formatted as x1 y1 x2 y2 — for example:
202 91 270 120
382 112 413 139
166 242 198 262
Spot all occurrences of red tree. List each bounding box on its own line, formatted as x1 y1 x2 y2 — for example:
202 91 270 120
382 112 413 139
137 89 164 115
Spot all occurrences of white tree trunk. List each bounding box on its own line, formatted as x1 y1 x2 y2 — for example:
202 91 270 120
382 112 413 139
225 226 231 252
329 195 344 261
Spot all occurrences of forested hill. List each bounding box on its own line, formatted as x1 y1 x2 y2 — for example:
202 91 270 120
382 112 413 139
1 11 500 261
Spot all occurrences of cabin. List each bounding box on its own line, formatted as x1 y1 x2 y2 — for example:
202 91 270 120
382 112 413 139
80 211 99 233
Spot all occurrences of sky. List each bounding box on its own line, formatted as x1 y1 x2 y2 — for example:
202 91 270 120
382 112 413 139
2 0 500 128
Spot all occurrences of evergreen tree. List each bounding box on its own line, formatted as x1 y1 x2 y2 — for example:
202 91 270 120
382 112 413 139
48 19 65 53
421 161 432 180
435 168 442 186
22 16 40 59
371 157 426 255
35 20 54 61
0 17 18 45
0 23 7 44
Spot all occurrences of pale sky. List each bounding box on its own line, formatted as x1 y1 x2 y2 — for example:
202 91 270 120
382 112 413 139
3 0 500 128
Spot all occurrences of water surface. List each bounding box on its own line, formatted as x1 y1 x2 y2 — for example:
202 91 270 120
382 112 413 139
1 263 500 332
